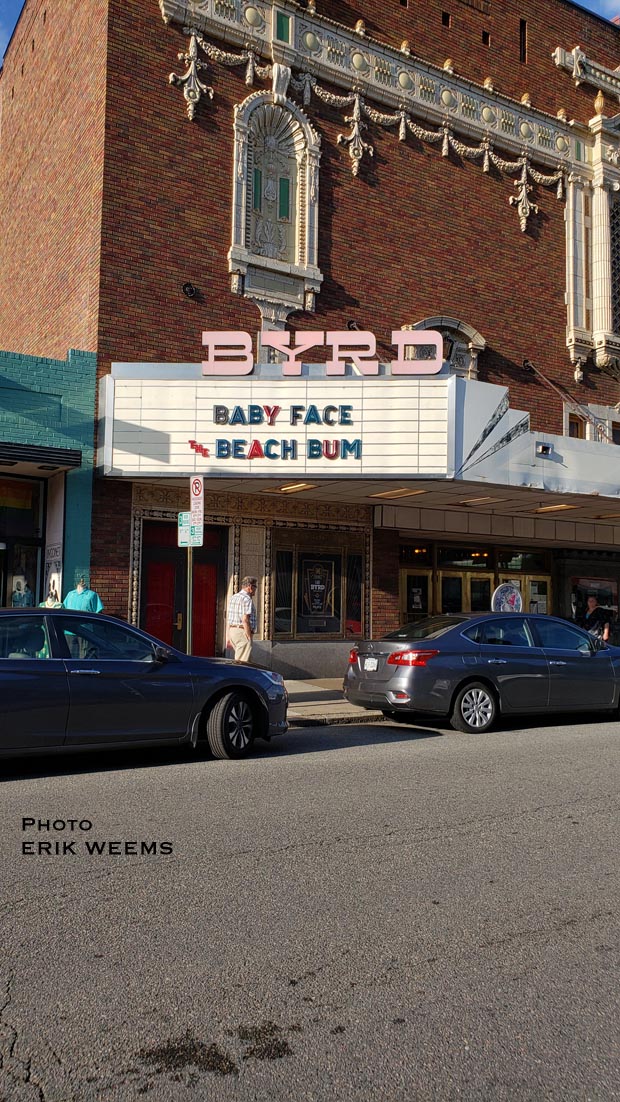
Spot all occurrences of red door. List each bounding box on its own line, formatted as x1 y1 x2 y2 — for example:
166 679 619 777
140 522 224 656
192 562 217 657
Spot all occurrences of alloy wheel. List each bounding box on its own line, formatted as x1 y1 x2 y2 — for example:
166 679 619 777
461 687 494 729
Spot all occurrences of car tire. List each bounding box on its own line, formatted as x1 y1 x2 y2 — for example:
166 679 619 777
206 691 256 759
451 682 497 734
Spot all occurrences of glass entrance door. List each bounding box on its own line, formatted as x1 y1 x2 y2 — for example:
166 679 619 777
438 572 495 614
400 569 432 622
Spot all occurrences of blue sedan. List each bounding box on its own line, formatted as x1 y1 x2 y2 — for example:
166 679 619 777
0 608 287 760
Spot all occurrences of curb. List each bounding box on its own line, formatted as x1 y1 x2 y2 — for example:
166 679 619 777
288 711 387 727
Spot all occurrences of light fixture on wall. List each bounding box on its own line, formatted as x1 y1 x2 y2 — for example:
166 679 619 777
347 319 361 331
536 442 553 457
182 282 197 299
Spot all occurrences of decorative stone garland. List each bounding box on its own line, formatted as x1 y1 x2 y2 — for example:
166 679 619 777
169 29 565 231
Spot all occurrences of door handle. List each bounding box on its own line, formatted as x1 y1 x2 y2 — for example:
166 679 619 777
175 613 183 631
549 660 567 666
70 669 101 675
487 658 507 664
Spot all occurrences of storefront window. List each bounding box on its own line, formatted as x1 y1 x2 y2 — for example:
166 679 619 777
496 549 549 573
297 553 342 634
0 478 44 607
400 545 432 566
273 535 365 638
437 547 491 569
345 554 362 636
274 550 293 633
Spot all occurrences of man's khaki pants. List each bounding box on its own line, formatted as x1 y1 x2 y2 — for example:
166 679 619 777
229 625 253 662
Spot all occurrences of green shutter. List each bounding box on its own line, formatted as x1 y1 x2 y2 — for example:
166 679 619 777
253 168 262 211
278 177 290 220
276 12 290 43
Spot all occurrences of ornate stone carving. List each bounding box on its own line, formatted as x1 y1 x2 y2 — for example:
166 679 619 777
336 94 374 177
168 30 214 120
554 45 620 104
229 89 322 325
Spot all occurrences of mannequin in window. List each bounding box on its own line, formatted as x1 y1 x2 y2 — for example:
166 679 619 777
62 576 104 613
11 579 34 607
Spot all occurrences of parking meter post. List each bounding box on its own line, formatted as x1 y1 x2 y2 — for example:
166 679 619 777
187 546 193 654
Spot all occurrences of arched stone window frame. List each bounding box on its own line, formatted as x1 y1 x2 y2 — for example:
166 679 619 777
228 86 322 332
403 317 486 379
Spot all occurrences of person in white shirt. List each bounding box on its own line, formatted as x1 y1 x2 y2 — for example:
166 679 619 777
227 576 257 662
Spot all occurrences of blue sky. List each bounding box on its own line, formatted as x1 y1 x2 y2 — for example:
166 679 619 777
0 0 619 60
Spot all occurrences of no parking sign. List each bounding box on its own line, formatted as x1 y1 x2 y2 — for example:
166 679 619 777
190 476 204 545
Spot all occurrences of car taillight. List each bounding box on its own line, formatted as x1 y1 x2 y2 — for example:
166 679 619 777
348 648 359 665
386 649 440 667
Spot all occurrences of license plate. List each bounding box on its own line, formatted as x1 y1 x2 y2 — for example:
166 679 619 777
364 657 378 671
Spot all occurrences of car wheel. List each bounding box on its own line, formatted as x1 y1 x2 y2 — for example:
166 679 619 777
206 692 255 759
451 682 497 734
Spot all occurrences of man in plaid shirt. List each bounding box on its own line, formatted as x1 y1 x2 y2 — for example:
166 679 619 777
227 576 258 662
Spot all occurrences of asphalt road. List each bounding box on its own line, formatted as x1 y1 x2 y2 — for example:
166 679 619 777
0 714 618 1102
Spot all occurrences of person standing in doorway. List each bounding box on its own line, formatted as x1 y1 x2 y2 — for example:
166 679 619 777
227 576 257 662
577 593 611 642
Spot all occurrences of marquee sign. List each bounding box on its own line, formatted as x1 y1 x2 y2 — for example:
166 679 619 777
101 372 452 478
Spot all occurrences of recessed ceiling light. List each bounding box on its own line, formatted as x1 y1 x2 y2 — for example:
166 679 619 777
458 496 509 506
369 488 428 499
534 503 579 513
266 482 318 494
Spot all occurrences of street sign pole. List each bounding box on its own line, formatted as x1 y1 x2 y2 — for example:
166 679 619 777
186 477 204 655
187 546 193 655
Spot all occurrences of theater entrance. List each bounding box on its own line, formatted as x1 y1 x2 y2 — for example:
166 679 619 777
139 520 227 655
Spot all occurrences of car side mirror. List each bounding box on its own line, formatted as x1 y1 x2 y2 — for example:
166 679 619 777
153 645 171 663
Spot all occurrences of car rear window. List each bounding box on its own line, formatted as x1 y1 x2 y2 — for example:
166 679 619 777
383 616 468 641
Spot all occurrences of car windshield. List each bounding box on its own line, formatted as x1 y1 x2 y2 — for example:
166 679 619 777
383 616 469 641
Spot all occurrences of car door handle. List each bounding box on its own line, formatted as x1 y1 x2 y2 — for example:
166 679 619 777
487 658 507 664
549 660 567 666
69 669 101 675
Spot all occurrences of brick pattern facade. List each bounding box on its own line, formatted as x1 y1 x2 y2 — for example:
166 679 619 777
0 0 107 359
371 529 401 638
3 0 620 622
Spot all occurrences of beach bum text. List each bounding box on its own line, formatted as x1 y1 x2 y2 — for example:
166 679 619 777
21 818 173 856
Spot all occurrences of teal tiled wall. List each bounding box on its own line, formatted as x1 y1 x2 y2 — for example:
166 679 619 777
0 348 97 596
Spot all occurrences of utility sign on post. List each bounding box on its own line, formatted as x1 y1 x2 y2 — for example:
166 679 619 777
178 511 203 547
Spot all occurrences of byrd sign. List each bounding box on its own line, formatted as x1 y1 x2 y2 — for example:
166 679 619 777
201 329 444 376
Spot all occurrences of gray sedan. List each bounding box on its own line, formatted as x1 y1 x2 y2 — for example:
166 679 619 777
0 608 287 761
343 613 620 733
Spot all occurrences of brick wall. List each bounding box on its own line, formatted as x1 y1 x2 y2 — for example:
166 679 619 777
89 479 133 616
0 0 107 359
91 0 620 429
4 0 620 623
372 530 401 637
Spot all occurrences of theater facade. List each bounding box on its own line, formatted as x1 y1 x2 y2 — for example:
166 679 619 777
6 1 620 672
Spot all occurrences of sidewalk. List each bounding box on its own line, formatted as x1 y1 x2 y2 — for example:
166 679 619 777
284 677 386 726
